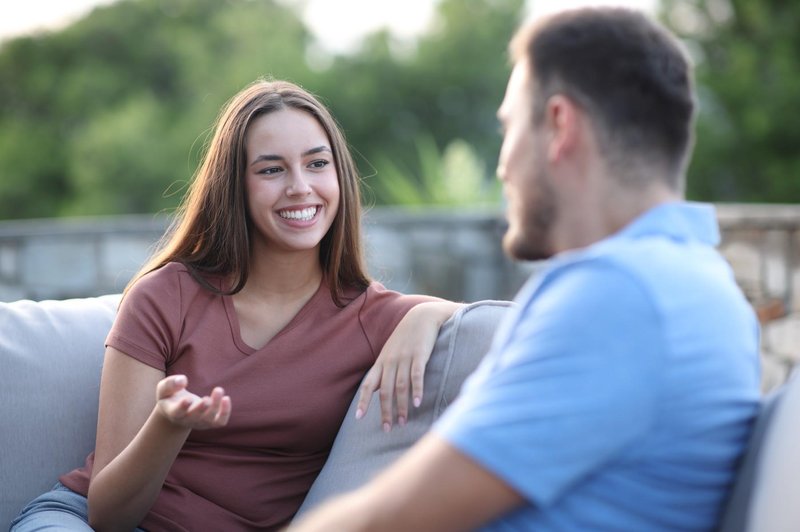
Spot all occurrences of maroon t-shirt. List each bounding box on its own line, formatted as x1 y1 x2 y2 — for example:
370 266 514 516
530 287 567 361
60 262 433 531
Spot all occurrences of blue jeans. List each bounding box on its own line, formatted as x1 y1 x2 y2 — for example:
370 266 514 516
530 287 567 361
10 482 147 531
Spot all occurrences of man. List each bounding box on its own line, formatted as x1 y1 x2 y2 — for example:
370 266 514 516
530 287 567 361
291 7 761 531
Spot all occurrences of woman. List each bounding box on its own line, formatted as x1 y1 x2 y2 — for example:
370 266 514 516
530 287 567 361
12 80 460 531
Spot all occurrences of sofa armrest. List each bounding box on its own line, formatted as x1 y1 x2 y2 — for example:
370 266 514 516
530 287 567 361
0 295 120 530
295 299 513 517
718 369 800 532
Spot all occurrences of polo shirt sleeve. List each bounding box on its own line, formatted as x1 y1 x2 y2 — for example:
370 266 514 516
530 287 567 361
105 264 183 371
434 259 665 508
357 282 440 359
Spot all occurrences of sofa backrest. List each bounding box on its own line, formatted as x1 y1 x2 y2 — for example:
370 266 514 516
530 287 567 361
0 295 511 530
295 300 512 516
0 294 121 531
718 369 800 532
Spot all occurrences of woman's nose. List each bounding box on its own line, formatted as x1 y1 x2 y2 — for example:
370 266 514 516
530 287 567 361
286 171 312 196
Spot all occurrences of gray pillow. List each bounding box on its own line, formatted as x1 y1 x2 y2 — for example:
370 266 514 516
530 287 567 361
0 295 120 530
295 300 512 516
717 369 800 532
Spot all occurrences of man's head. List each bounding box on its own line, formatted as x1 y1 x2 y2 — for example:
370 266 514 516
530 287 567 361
497 8 695 260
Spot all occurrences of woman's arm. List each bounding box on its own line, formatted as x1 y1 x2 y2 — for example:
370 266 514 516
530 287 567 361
87 347 231 532
355 301 463 431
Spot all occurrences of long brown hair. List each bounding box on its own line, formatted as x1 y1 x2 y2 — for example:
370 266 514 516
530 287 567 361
126 79 370 305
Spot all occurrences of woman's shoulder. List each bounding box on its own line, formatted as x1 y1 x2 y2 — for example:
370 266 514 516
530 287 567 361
134 261 188 289
129 261 214 301
360 281 438 311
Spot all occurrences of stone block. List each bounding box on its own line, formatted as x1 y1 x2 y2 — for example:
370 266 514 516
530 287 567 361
763 230 790 299
20 238 98 298
462 263 500 302
98 236 155 293
0 282 26 303
364 227 412 288
760 352 790 394
719 238 762 301
763 313 800 363
792 267 800 313
0 243 18 280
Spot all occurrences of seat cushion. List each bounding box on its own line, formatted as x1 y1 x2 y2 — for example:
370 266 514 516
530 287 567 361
295 300 512 516
0 295 120 530
718 368 800 532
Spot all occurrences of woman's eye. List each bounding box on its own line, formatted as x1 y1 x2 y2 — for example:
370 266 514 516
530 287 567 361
309 160 330 169
258 166 282 175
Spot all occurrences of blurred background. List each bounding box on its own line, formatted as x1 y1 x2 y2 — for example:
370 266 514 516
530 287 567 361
1 0 797 220
1 0 799 388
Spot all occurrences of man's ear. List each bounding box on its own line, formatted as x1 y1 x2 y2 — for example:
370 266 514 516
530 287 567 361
544 94 582 164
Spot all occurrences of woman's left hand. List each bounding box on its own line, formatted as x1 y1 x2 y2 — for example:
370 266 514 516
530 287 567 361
355 301 463 431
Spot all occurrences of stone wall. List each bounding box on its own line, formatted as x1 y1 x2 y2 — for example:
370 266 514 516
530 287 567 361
0 208 534 303
716 204 800 391
1 204 798 391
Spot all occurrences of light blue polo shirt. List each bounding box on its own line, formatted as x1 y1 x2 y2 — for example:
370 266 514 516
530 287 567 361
435 202 761 531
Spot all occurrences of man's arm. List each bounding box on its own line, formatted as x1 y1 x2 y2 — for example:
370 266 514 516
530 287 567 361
289 432 525 532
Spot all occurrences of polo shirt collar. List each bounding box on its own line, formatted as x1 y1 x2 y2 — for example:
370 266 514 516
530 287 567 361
614 201 719 246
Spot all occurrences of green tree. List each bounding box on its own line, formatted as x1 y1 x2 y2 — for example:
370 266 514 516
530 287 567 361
315 0 523 205
0 0 521 218
0 0 317 219
661 0 800 202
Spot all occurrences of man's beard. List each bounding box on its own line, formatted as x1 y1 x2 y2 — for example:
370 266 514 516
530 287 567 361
503 162 557 262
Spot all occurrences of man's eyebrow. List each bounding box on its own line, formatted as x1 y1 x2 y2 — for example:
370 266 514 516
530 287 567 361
249 146 331 166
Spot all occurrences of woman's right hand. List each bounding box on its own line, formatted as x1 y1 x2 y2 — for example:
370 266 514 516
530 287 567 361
156 375 232 430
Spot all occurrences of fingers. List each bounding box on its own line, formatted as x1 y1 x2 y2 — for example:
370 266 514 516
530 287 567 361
356 357 426 431
157 374 188 400
379 363 397 432
394 360 411 428
156 376 232 430
410 357 425 410
184 387 231 429
355 367 381 420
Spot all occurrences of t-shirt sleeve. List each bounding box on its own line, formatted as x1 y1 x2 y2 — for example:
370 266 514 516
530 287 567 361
357 282 441 359
434 260 665 508
105 265 183 371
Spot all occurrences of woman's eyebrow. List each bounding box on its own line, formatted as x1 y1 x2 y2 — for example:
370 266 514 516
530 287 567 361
250 146 331 166
303 145 332 156
250 153 283 166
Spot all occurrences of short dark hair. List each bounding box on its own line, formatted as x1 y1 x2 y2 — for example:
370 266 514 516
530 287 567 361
512 8 695 189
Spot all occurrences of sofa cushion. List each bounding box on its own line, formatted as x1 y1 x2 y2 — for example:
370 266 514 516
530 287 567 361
0 296 510 529
718 368 800 532
295 300 512 516
0 295 120 530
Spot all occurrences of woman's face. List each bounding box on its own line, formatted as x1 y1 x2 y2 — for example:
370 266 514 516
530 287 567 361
244 108 340 256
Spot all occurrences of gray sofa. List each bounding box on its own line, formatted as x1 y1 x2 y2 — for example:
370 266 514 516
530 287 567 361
2 295 798 531
0 295 511 529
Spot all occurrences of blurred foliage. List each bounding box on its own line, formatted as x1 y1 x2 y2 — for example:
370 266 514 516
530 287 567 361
5 0 793 218
377 135 500 206
661 0 800 202
0 0 521 219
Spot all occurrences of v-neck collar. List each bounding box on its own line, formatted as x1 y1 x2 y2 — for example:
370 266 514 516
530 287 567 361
223 277 327 355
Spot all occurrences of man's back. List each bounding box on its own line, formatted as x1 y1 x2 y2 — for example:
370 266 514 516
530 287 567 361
435 202 761 530
288 10 763 531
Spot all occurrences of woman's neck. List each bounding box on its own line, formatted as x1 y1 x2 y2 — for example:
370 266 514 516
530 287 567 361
242 246 323 301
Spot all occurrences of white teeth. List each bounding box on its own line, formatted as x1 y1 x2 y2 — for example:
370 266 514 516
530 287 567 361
279 207 317 221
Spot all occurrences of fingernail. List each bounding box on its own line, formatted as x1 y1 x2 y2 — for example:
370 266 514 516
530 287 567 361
175 375 187 384
355 408 363 420
383 422 391 433
398 416 406 427
413 396 421 408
